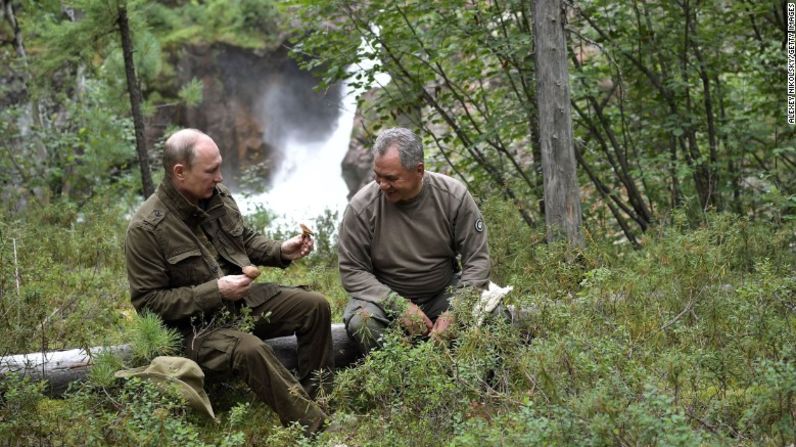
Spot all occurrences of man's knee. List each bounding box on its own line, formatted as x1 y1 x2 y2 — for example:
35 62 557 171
231 333 274 370
297 290 331 319
345 307 388 354
311 292 331 316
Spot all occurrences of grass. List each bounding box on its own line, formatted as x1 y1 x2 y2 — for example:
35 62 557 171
0 195 794 446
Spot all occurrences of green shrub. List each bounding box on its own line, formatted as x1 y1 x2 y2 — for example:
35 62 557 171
1 193 794 446
126 311 182 365
740 356 796 445
0 374 48 442
0 195 132 355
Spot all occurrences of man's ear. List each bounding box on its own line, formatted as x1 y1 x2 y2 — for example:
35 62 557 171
416 162 425 175
173 163 185 180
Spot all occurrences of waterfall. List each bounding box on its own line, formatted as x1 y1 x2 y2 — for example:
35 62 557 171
237 82 356 229
236 37 389 234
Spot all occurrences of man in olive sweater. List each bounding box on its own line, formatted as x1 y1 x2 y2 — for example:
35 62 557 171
338 127 491 354
125 129 330 433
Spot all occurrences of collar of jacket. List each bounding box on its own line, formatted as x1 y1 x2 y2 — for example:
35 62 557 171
157 180 220 226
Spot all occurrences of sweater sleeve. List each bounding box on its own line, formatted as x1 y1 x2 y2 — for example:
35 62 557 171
453 190 491 290
337 204 396 308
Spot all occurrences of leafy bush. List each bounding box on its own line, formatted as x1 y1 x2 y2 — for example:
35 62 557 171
1 192 794 446
0 194 133 355
0 367 255 446
0 374 48 442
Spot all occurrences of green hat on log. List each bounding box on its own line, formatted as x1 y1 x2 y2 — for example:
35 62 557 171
115 356 215 420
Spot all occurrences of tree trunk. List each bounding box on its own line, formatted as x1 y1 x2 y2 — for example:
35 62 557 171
0 323 359 396
533 0 584 246
117 3 154 198
689 8 720 211
2 0 26 59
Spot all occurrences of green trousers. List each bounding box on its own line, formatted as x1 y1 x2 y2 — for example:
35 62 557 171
184 284 332 429
343 284 455 356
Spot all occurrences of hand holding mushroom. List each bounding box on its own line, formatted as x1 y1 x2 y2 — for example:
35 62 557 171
218 273 253 301
280 224 315 261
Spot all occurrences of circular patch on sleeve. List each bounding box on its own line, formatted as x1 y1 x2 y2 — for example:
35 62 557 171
474 218 485 232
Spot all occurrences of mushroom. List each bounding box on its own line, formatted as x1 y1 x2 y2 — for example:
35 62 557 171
242 265 261 279
299 223 314 239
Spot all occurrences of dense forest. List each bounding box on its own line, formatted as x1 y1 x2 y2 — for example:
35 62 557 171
0 0 794 446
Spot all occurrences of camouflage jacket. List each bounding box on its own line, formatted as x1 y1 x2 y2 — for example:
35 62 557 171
125 180 287 328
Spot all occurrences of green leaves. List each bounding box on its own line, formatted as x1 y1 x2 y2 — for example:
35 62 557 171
290 0 541 224
178 77 204 107
127 311 181 365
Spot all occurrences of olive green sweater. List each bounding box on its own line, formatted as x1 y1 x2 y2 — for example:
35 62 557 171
338 172 490 308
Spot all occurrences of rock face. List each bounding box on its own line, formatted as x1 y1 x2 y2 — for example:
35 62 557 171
341 116 374 199
153 43 343 191
340 88 426 200
340 89 378 199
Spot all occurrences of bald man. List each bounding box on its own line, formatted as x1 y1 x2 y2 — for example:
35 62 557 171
124 129 331 433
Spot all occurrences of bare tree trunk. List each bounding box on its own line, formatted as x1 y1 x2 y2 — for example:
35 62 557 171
689 9 721 211
529 74 546 218
533 0 583 246
678 0 715 213
2 0 26 59
117 3 154 198
669 135 682 209
715 74 741 213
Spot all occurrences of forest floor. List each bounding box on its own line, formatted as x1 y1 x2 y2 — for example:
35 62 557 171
0 198 794 446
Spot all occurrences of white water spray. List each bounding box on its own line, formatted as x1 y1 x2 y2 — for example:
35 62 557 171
237 85 356 229
237 36 390 233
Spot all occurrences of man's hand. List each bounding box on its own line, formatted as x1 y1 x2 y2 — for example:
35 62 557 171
218 274 253 301
399 302 433 337
280 234 314 261
430 311 455 342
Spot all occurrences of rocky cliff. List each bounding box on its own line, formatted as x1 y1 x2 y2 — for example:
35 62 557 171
152 43 343 192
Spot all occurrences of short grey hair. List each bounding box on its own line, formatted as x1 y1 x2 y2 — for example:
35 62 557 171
373 127 424 169
163 128 207 179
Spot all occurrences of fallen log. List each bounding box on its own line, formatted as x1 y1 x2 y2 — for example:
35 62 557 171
0 323 359 395
0 344 133 395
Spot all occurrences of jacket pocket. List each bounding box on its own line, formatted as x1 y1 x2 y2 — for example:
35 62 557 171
167 249 202 264
166 249 204 286
243 283 280 308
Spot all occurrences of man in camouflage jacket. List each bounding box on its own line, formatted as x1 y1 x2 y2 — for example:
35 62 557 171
125 128 331 432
